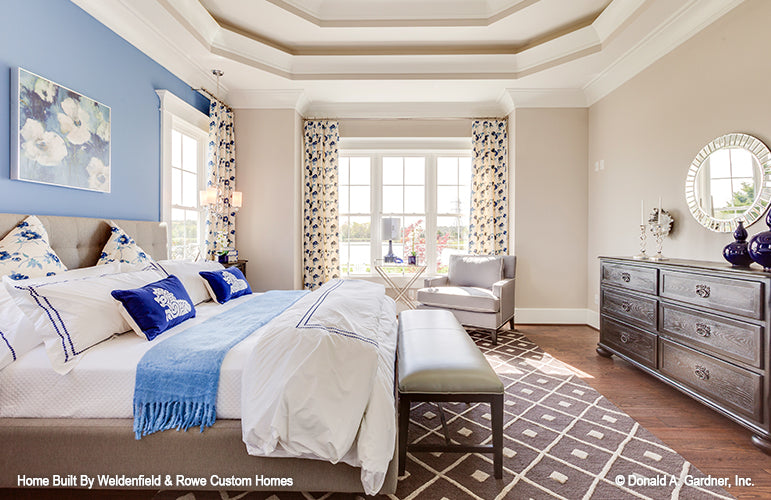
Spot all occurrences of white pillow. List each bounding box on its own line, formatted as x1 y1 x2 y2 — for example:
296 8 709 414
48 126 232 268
6 268 164 374
97 222 155 267
0 285 40 370
156 260 225 305
0 215 67 280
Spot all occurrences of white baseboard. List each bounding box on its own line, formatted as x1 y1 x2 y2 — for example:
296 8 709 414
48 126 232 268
515 308 596 326
586 310 600 330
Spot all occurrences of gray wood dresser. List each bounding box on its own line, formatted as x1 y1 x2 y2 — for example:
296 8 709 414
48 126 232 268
597 256 771 454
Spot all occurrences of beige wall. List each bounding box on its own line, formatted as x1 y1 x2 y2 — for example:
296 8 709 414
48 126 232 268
587 0 771 318
513 108 589 322
235 109 303 291
339 119 470 138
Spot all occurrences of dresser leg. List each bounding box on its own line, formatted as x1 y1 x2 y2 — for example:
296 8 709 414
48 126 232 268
751 434 771 455
596 345 613 358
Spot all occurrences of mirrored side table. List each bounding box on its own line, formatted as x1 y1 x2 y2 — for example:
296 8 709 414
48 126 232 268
374 264 427 309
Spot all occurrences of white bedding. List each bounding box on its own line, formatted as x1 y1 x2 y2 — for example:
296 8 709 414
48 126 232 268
0 294 258 419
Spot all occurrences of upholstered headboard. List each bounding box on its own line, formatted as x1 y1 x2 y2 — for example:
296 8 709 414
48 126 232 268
0 213 168 269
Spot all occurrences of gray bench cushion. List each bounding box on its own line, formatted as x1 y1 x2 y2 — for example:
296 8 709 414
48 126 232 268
397 310 503 394
416 286 499 313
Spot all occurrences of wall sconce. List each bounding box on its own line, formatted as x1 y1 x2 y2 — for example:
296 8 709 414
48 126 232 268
199 188 243 213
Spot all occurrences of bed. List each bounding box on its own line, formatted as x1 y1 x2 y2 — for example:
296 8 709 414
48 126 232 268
0 213 399 494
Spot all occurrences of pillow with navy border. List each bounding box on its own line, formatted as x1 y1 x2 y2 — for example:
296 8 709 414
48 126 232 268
199 268 252 304
111 275 196 341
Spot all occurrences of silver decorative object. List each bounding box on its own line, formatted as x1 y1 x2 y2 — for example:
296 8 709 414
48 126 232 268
633 224 648 260
650 223 667 261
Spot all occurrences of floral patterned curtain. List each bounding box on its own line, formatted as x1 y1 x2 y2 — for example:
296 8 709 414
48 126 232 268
469 119 509 255
303 120 341 290
204 99 236 259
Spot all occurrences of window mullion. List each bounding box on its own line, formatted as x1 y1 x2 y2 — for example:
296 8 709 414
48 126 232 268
426 154 437 274
371 153 382 270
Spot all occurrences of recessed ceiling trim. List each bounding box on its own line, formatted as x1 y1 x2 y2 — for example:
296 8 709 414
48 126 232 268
584 0 744 105
305 101 510 119
207 10 600 57
264 0 542 28
71 0 228 96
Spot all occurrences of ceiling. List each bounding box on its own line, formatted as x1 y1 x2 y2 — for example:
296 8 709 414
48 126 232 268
72 0 743 117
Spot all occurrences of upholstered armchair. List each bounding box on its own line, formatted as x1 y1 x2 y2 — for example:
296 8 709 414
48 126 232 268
416 254 516 344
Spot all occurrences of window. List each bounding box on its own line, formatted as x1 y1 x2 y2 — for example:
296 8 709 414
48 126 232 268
169 128 205 260
338 148 471 275
157 90 209 260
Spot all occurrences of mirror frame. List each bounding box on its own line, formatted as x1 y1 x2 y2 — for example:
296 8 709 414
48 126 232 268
685 133 771 232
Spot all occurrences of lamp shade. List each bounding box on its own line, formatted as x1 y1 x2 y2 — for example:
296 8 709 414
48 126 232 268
381 217 401 240
231 191 243 208
199 188 217 206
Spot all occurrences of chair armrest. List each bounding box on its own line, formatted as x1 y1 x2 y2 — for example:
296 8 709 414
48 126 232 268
492 278 516 318
424 276 449 288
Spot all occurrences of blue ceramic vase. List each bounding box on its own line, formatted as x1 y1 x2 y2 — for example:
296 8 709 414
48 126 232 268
723 220 753 267
748 212 771 271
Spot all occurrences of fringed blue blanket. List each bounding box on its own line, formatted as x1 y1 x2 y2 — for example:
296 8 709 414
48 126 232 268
133 290 308 439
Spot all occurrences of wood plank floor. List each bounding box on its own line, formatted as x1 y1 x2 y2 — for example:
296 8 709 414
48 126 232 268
522 324 771 500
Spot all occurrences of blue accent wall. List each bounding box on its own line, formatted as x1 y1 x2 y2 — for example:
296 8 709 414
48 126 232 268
0 0 210 221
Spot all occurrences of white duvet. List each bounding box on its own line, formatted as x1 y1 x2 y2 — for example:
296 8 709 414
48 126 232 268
241 279 397 495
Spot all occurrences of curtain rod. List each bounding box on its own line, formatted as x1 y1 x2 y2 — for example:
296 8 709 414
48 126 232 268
192 87 232 111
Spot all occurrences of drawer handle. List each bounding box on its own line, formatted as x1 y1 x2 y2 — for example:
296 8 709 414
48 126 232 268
619 333 629 343
621 272 631 283
695 323 711 338
694 365 710 381
621 301 632 312
695 284 711 298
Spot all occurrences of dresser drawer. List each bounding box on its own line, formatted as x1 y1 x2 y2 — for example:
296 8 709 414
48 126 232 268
601 263 657 294
600 317 657 369
660 303 763 369
660 339 763 422
660 270 764 320
602 289 657 329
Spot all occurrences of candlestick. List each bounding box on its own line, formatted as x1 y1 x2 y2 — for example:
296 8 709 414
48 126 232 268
658 196 662 223
633 223 648 260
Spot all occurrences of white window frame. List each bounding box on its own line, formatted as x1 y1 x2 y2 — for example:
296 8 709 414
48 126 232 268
339 137 472 277
157 90 209 260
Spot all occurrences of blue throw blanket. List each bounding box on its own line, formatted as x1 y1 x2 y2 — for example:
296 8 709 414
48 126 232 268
133 290 308 439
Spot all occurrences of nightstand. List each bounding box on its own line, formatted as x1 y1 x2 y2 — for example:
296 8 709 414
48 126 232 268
223 260 247 275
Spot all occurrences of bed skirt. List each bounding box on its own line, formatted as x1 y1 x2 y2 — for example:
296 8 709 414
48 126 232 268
0 418 398 494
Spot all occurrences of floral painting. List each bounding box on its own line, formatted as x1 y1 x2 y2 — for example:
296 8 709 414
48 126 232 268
11 68 111 192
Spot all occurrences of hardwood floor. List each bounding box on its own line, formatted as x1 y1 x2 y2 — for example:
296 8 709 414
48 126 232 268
522 324 771 499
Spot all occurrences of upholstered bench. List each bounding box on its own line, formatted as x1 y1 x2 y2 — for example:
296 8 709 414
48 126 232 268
397 309 504 479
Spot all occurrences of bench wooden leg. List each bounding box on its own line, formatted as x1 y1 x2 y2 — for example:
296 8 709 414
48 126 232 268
491 394 503 479
398 394 410 475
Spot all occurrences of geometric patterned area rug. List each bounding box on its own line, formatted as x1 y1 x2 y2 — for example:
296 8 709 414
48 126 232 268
152 330 733 500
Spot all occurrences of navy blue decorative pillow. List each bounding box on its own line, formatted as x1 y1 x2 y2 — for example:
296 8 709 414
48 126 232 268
111 275 196 341
199 268 252 304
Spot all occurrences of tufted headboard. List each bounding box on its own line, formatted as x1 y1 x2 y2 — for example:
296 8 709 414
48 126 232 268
0 213 168 270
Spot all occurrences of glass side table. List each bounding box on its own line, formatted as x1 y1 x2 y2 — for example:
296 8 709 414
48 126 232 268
374 264 427 309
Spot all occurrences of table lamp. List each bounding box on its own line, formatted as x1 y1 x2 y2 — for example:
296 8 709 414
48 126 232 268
382 217 401 263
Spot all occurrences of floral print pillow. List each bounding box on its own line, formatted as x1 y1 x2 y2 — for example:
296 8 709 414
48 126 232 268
97 222 155 267
0 215 67 280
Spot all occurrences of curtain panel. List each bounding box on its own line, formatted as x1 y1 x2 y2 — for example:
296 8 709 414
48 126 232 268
303 120 341 290
469 119 509 255
205 99 236 259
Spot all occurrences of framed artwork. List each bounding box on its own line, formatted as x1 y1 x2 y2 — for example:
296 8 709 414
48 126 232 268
11 67 111 193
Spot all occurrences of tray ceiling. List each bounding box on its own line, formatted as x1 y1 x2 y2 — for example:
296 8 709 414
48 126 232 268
72 0 743 117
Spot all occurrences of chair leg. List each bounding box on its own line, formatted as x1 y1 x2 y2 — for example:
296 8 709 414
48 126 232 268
508 318 515 330
490 329 498 345
398 394 410 475
491 395 503 479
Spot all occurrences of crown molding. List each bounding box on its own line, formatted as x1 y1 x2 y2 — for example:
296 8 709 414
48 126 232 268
228 89 308 112
264 0 540 28
583 0 744 105
506 88 588 108
303 101 509 119
71 0 229 98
